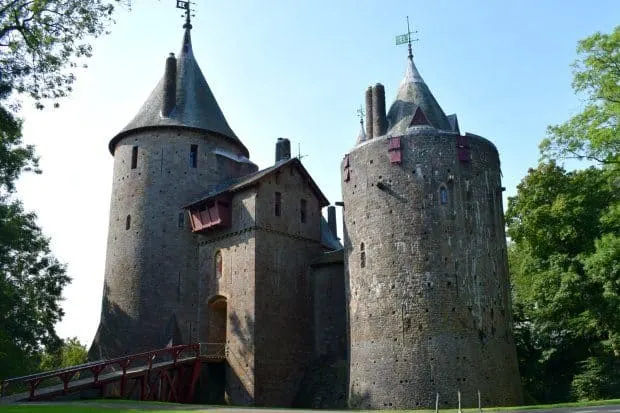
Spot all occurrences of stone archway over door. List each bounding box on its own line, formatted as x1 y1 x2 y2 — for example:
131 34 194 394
208 296 227 345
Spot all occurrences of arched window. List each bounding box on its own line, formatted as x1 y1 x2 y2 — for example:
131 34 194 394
214 250 223 278
360 242 366 268
125 215 131 230
440 186 448 205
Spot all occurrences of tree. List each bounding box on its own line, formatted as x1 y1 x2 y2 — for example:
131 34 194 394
0 86 70 377
540 26 619 164
507 163 620 402
0 0 129 378
39 337 87 371
1 0 128 109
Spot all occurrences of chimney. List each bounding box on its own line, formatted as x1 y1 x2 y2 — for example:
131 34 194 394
275 138 291 163
372 83 387 137
162 53 177 117
365 86 374 139
327 206 337 239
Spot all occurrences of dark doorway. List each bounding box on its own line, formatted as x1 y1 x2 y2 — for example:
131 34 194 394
202 296 227 403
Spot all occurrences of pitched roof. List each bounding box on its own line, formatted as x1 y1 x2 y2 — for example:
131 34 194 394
184 157 330 209
109 28 248 156
386 56 452 135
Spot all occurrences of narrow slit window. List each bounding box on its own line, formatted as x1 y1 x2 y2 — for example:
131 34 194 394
215 250 222 278
300 199 307 223
275 192 282 217
125 215 131 230
440 187 448 205
189 144 198 168
178 212 185 229
360 242 366 268
131 146 138 169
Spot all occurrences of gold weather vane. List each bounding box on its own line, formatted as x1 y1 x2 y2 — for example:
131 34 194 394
176 0 195 29
395 16 418 58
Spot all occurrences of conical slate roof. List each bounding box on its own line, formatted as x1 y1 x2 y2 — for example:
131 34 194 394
356 120 367 144
109 28 248 156
387 55 452 135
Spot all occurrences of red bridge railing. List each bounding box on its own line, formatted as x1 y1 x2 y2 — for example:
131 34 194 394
0 343 224 402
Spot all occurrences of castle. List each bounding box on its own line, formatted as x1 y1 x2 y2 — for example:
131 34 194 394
89 19 523 409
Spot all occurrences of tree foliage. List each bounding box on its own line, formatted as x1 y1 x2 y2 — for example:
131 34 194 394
540 26 619 164
0 0 128 379
39 337 87 371
507 163 620 402
511 25 620 403
1 0 128 109
0 93 70 377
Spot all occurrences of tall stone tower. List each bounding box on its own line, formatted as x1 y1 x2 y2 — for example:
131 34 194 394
341 49 522 408
89 23 255 359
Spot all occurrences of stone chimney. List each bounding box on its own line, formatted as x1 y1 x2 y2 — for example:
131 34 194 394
372 83 387 137
365 86 374 139
162 53 177 117
327 206 337 239
275 138 291 163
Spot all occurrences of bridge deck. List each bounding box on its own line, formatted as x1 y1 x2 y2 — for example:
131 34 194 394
1 344 225 404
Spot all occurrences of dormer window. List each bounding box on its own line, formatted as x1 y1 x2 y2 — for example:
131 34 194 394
188 195 232 233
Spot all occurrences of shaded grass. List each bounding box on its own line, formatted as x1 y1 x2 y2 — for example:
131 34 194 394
0 398 619 413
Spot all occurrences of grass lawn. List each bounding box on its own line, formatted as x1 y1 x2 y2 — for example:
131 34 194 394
0 399 619 413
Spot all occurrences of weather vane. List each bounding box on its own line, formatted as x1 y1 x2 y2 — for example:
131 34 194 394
395 16 418 58
176 0 194 29
357 105 365 126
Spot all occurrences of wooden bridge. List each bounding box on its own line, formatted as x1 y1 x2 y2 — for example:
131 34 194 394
0 343 225 404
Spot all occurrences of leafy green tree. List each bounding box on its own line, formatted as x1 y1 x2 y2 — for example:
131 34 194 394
39 337 88 371
0 102 70 379
1 0 128 109
540 26 619 164
1 0 129 379
507 163 619 402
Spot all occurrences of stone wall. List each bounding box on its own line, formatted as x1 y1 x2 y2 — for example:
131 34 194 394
310 250 346 360
197 188 258 404
341 128 522 408
252 162 323 406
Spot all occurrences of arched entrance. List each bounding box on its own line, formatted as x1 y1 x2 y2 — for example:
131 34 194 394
204 295 227 404
207 295 227 346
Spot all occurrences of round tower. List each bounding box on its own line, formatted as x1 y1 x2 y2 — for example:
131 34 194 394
342 54 522 408
89 26 256 359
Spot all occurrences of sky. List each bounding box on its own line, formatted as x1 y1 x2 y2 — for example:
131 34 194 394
14 0 620 348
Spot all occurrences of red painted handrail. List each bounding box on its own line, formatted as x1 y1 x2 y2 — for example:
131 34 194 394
0 343 214 399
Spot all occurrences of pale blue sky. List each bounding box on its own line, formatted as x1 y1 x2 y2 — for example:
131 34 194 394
15 0 620 346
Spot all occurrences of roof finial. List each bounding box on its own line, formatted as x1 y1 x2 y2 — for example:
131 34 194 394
395 16 418 60
176 0 193 30
357 105 365 127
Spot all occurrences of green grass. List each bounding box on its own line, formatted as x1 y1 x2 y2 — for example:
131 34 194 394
0 398 619 413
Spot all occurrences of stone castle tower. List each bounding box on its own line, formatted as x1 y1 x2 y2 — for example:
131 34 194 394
341 49 523 408
89 24 257 359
